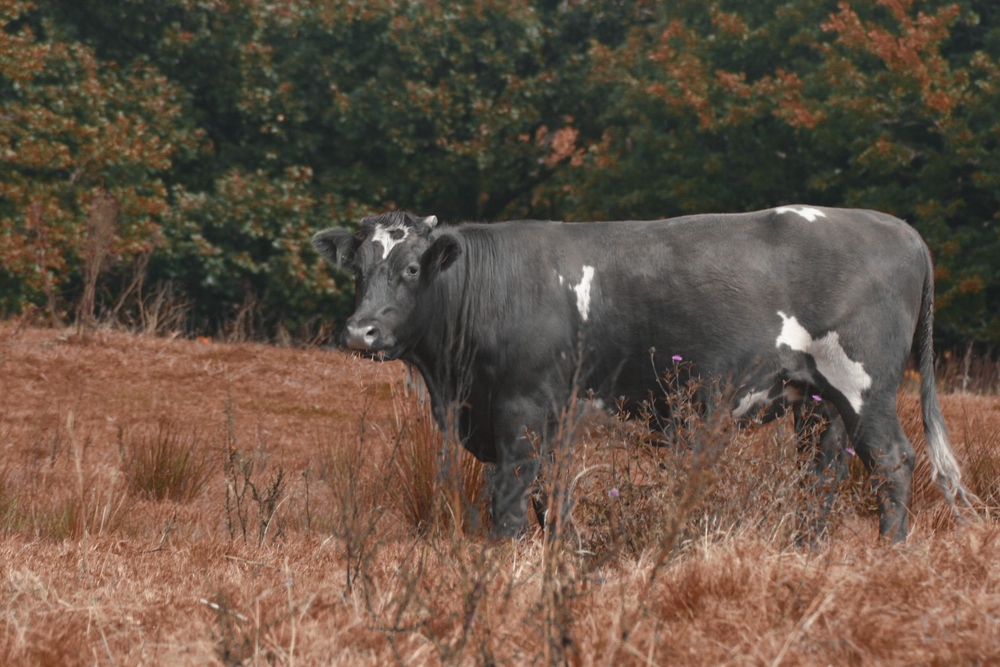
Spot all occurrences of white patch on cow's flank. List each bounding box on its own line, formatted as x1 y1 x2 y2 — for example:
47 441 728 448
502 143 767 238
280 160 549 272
558 274 565 286
573 266 595 322
733 389 772 420
775 206 826 222
371 223 409 259
775 311 872 413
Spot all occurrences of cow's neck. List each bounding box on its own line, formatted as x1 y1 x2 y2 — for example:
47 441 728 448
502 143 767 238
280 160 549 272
404 253 478 411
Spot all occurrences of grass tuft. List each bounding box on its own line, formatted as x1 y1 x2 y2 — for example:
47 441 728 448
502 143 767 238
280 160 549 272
119 420 214 503
0 463 17 534
389 383 487 536
956 409 1000 508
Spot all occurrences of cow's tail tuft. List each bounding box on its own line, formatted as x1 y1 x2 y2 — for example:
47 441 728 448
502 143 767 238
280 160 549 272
917 248 977 510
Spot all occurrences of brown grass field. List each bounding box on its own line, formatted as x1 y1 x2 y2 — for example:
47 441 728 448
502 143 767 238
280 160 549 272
2 321 1000 666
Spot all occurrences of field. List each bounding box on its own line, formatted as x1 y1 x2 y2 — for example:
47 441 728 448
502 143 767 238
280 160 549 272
2 321 1000 666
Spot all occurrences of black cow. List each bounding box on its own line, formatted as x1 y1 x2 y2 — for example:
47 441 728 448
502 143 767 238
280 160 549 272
313 207 973 541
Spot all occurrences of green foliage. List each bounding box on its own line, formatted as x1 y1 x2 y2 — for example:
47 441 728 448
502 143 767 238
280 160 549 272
1 0 999 344
542 0 1000 345
0 0 199 318
157 166 353 334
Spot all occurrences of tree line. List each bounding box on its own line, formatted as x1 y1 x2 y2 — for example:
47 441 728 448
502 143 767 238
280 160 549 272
1 0 997 346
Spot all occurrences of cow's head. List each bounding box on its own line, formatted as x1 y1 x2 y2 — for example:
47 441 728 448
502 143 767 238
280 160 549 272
313 211 460 358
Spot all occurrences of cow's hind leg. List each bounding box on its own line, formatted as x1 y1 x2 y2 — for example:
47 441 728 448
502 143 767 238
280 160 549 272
794 399 849 542
841 394 915 542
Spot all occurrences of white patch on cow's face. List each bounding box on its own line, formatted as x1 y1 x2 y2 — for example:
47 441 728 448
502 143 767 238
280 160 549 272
775 206 826 222
775 311 872 413
371 223 410 259
573 266 595 322
733 389 772 420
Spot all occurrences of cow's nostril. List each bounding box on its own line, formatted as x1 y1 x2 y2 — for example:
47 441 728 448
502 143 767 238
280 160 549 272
345 322 379 350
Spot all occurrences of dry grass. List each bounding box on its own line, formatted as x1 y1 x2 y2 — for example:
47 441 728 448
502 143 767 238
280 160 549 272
119 419 215 503
1 321 999 665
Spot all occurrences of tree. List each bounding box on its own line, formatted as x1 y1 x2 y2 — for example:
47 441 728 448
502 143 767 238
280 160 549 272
4 0 998 344
544 0 1000 344
0 0 199 319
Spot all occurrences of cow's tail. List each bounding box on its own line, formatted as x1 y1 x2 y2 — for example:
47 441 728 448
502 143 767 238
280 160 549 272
917 247 976 509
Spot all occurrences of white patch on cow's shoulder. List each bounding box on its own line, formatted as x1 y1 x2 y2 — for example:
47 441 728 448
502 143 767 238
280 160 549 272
371 223 409 259
775 311 872 413
573 266 595 322
775 206 826 222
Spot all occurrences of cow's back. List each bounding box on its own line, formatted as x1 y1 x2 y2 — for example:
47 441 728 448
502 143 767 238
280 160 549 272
456 208 927 405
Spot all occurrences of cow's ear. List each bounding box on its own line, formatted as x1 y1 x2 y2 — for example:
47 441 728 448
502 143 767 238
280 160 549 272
312 228 358 267
421 234 461 277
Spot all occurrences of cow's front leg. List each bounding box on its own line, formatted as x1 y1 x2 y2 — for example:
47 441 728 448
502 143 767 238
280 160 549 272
491 441 540 538
490 397 546 538
794 399 849 541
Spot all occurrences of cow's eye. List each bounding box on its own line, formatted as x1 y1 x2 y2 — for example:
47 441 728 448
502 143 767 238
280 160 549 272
405 264 420 277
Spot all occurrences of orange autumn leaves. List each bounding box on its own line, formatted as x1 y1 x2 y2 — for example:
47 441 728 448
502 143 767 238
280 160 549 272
642 1 964 131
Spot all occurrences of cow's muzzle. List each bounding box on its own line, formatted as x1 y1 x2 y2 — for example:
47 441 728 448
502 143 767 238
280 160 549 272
343 318 382 351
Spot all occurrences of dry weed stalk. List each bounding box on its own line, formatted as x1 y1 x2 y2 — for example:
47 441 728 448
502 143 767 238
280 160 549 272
322 368 397 596
223 397 287 546
105 242 194 338
528 362 740 664
77 188 120 329
26 201 60 327
937 346 1000 394
227 291 263 343
105 246 191 335
139 281 190 336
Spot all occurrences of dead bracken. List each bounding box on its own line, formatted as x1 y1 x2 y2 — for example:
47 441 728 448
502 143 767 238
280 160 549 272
0 322 998 666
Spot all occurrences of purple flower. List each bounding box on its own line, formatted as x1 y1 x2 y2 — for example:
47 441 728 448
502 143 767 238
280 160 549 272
812 394 822 402
846 447 856 456
609 488 619 498
671 355 683 362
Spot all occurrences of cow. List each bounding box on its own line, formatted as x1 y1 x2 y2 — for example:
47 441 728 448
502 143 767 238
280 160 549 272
313 207 974 542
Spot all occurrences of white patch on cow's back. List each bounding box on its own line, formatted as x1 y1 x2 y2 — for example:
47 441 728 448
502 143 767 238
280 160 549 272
371 223 409 259
775 206 826 222
775 311 872 413
573 266 595 322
